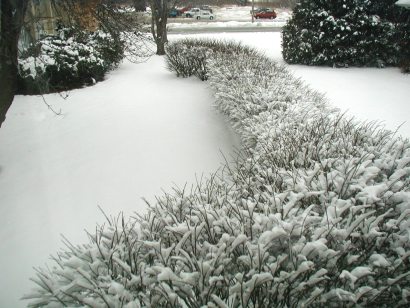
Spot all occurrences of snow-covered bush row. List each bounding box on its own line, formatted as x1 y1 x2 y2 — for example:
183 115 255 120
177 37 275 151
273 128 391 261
18 28 124 94
25 39 410 307
282 0 410 69
165 39 259 81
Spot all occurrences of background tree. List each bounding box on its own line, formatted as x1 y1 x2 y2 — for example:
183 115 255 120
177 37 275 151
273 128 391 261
55 0 154 65
56 0 149 45
368 0 410 72
133 0 146 11
149 0 169 55
1 0 153 127
148 0 183 55
0 0 29 128
282 0 409 69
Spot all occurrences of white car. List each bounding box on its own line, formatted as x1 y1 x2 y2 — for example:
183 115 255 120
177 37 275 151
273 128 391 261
185 8 200 18
195 11 214 20
185 8 215 20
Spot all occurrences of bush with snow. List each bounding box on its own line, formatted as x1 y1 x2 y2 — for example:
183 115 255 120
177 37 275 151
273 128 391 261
165 39 258 81
24 39 410 307
282 0 410 68
18 28 124 94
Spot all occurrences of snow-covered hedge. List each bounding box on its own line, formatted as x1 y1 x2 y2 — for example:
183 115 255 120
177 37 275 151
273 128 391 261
18 28 124 94
165 39 258 81
24 39 410 307
282 0 410 68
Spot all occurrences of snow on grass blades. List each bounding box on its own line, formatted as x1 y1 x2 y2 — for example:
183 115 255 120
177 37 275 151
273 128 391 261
25 39 410 307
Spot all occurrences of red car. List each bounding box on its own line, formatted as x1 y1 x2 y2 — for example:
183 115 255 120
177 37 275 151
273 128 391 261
179 6 191 14
254 10 277 19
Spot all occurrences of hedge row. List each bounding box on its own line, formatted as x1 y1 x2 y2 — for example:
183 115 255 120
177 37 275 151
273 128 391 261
25 39 410 307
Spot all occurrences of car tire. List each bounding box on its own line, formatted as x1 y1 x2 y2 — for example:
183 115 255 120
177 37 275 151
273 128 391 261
196 16 200 20
210 16 213 20
270 16 274 19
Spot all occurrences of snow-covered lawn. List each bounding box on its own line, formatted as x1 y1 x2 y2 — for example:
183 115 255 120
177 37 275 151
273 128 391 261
0 57 239 307
167 6 291 30
0 31 409 307
167 20 286 31
172 32 410 138
211 5 291 22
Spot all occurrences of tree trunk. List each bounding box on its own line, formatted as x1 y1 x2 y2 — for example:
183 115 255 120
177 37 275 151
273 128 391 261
154 16 167 55
0 0 28 128
150 0 168 55
133 0 146 12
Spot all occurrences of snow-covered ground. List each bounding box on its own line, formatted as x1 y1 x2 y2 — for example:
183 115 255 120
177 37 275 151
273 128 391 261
168 20 286 30
211 5 291 22
167 5 290 30
171 8 409 134
0 57 239 307
171 32 410 138
1 12 410 307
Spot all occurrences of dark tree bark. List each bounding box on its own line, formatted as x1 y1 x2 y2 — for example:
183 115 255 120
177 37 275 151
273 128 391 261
133 0 146 12
150 0 168 55
0 0 28 128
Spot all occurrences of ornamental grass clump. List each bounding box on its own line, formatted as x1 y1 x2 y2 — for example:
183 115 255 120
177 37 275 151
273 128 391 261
25 39 410 307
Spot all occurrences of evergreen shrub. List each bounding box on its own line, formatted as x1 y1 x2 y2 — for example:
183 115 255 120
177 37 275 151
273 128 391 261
282 0 410 68
18 28 124 94
25 39 410 307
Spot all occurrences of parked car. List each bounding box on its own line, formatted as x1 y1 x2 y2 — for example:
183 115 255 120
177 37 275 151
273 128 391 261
168 8 180 18
195 11 214 20
250 7 269 14
254 9 277 19
179 6 191 13
185 8 200 18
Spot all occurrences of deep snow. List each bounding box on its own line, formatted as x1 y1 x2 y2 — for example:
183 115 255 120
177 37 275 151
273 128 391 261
1 30 409 308
171 32 410 138
0 56 239 307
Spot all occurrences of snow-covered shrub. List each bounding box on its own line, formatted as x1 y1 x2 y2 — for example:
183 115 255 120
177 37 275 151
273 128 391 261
166 41 211 80
166 39 258 81
18 28 124 94
282 0 410 68
25 39 410 307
